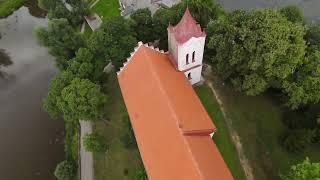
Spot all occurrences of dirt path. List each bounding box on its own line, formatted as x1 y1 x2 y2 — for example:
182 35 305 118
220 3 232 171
205 79 254 180
80 120 94 180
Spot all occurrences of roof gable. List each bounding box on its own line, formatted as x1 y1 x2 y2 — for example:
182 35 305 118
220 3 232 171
168 8 206 44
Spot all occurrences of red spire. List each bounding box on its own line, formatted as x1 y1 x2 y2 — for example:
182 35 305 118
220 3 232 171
168 8 206 44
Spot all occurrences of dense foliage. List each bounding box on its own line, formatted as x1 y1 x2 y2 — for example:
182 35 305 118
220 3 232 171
54 160 77 180
35 19 85 70
88 16 137 70
83 132 108 152
282 158 320 180
207 9 306 96
44 76 107 122
280 5 304 24
130 8 155 43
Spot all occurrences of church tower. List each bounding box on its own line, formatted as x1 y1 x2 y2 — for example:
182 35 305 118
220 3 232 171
167 8 206 85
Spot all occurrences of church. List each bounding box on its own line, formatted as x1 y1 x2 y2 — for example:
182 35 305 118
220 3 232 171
117 8 233 180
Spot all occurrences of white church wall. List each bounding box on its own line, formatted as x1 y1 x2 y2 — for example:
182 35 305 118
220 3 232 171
177 36 206 71
168 31 179 65
184 66 202 85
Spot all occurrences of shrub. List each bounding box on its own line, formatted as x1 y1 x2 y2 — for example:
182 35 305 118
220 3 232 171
83 132 108 153
54 160 77 180
281 157 320 180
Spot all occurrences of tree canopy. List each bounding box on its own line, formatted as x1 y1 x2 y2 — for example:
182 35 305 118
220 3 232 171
58 78 107 121
35 18 85 70
130 8 155 43
280 5 304 24
67 48 106 82
282 158 320 180
282 50 320 108
83 132 108 152
88 16 137 70
54 160 77 180
207 9 306 95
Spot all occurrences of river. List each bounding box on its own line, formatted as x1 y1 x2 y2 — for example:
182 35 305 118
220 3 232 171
218 0 320 22
0 3 64 180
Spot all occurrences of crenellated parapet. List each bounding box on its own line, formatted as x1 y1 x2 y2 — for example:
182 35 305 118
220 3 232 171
116 41 165 75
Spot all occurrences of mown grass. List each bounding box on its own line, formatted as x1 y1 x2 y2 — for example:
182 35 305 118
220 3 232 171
91 0 120 20
195 85 247 180
0 0 25 18
94 73 143 180
209 75 320 180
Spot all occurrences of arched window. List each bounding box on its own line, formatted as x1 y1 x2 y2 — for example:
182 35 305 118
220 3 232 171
188 72 192 80
186 54 189 65
192 51 195 62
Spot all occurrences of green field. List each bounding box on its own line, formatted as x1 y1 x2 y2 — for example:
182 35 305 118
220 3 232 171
91 0 120 19
195 85 247 180
94 73 144 180
208 74 320 180
0 0 25 18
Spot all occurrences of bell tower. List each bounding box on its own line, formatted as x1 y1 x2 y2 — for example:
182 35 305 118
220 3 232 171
167 8 206 85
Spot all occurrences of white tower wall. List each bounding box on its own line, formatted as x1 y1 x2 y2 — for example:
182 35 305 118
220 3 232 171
184 66 203 85
177 37 205 71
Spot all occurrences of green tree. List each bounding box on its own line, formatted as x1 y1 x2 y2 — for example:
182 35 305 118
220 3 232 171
88 16 137 70
54 160 77 180
280 5 304 24
38 0 59 10
59 78 107 121
305 24 320 54
47 3 70 20
184 0 225 27
35 18 85 70
207 9 306 95
282 50 320 109
83 132 108 152
130 8 155 43
281 158 320 180
67 48 107 82
43 71 75 119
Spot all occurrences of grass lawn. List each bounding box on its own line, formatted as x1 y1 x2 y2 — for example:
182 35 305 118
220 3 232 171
94 72 144 180
195 85 247 180
91 0 120 20
0 0 25 18
209 74 320 180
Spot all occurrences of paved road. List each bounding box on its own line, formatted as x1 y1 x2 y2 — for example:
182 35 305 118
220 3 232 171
80 120 94 180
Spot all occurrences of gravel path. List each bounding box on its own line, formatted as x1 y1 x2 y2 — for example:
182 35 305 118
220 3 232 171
80 120 94 180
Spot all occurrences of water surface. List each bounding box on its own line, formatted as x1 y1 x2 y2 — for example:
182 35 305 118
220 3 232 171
0 6 64 180
218 0 320 22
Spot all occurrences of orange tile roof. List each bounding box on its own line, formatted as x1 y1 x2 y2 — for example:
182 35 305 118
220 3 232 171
117 43 234 180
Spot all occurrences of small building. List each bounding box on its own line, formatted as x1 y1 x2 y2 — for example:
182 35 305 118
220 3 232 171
117 8 233 180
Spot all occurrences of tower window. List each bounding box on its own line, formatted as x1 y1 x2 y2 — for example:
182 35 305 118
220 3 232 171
188 72 192 80
192 51 195 62
186 54 189 65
